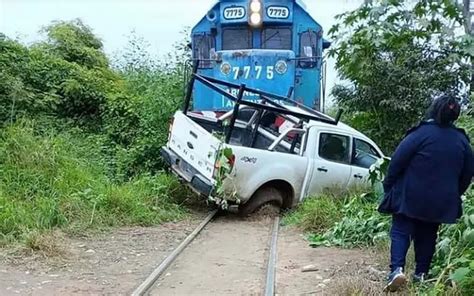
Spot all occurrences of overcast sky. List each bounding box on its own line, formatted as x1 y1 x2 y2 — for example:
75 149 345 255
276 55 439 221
0 0 364 97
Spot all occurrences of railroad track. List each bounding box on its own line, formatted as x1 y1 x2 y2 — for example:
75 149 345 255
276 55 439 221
131 210 281 296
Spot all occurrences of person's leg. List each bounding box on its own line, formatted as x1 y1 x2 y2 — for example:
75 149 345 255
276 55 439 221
385 214 414 292
390 214 414 272
413 220 440 276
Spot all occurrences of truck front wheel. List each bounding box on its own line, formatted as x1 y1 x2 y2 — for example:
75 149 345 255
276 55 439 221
238 187 283 216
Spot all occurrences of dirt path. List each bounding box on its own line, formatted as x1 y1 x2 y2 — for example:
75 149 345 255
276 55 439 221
1 214 390 296
0 214 205 296
276 226 380 295
150 215 273 295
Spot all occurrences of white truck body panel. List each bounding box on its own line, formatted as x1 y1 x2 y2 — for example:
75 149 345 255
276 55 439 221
223 145 308 203
168 112 221 182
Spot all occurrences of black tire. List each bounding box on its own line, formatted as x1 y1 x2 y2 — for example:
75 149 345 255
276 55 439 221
239 187 283 216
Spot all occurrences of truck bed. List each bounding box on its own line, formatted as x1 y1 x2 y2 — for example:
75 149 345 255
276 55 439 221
188 110 300 154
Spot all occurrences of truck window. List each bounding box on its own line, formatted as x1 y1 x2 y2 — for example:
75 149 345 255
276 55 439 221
193 34 215 68
222 28 252 50
262 28 292 50
299 31 318 68
319 133 350 164
352 138 380 168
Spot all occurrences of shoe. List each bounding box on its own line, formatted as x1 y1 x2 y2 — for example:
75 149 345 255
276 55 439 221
412 272 427 283
384 267 407 292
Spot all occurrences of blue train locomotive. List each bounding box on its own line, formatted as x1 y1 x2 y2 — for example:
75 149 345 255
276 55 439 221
190 0 330 112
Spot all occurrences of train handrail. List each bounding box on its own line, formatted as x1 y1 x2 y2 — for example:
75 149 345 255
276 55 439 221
182 62 342 144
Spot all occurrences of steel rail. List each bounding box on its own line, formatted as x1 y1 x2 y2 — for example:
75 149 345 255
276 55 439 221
131 210 218 296
264 216 280 296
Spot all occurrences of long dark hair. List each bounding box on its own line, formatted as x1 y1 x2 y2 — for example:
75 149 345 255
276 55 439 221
425 95 461 126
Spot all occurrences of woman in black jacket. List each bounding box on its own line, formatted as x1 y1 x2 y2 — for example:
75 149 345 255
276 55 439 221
380 95 473 292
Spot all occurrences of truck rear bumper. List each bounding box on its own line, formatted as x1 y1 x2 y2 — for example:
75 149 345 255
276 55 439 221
160 147 214 197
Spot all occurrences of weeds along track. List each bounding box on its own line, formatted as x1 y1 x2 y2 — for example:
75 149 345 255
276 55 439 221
131 211 281 296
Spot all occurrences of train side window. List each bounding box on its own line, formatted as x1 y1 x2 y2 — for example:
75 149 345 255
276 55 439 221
299 31 318 68
222 28 252 50
262 28 292 50
192 34 215 68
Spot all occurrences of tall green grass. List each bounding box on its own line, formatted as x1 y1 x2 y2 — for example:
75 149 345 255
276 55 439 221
0 119 187 245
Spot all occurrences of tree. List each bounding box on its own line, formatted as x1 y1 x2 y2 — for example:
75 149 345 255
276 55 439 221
329 0 472 152
41 19 108 69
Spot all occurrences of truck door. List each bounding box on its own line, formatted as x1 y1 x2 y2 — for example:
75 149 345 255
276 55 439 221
305 131 352 196
349 138 382 186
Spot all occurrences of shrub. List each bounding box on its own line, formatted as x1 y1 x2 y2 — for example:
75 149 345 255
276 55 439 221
0 119 187 244
283 195 344 234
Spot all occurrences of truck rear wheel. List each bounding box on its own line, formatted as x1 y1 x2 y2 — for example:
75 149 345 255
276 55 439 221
239 187 283 217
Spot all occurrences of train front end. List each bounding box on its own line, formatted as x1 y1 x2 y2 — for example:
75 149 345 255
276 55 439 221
191 0 325 112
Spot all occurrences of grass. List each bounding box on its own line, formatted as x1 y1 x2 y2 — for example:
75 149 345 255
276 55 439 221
283 186 367 234
283 194 344 233
0 119 188 247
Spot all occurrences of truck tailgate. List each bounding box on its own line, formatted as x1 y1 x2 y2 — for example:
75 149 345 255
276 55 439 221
168 111 221 181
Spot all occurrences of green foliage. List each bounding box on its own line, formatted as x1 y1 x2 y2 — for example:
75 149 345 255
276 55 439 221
329 0 472 153
0 21 189 178
429 191 474 292
104 32 188 178
41 19 108 69
0 21 119 123
0 20 193 247
283 194 344 234
308 194 390 247
0 119 187 245
0 38 48 122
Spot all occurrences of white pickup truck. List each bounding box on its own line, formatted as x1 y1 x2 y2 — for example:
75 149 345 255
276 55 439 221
160 103 385 215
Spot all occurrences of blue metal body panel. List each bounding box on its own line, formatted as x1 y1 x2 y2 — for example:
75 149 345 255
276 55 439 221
194 50 295 111
191 0 327 111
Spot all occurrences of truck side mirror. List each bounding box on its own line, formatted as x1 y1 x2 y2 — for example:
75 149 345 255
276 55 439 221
187 42 192 50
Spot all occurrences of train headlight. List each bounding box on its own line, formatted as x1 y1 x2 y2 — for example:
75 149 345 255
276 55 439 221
220 62 231 76
249 0 263 27
275 60 288 75
250 13 262 26
250 0 262 13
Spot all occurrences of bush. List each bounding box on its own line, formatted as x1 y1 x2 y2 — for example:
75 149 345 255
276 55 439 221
0 23 119 124
329 0 472 153
283 194 344 234
308 194 390 248
1 21 190 178
0 119 187 245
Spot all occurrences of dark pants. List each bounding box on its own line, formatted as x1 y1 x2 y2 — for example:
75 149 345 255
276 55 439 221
390 214 440 274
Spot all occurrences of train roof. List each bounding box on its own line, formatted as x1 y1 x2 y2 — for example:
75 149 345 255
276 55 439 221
217 0 307 7
205 0 318 28
195 0 331 48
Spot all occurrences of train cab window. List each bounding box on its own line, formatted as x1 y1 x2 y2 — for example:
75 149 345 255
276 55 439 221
262 28 292 50
193 34 215 68
222 28 252 50
299 31 319 68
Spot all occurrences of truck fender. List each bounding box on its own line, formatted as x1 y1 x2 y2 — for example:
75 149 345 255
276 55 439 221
236 164 302 208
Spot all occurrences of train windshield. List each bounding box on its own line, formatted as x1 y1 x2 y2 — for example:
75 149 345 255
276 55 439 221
262 28 292 50
222 28 252 50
